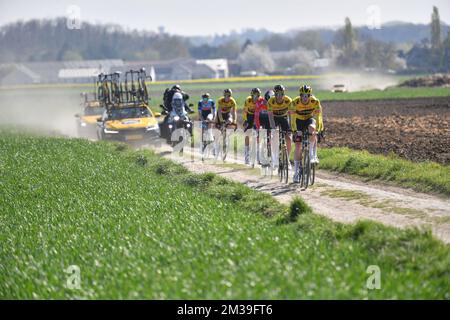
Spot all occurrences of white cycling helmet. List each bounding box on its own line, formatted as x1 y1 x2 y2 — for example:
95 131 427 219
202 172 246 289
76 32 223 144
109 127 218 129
172 92 183 101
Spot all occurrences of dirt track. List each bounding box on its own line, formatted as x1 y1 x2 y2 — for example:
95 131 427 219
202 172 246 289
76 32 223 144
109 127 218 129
148 141 450 244
145 95 450 243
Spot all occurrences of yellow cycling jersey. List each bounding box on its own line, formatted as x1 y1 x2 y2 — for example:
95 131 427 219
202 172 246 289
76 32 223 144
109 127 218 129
243 96 257 121
290 95 324 132
268 96 292 117
217 97 237 114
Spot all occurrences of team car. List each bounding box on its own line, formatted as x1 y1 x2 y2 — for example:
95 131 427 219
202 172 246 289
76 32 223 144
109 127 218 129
94 68 160 144
75 92 104 139
331 84 348 93
96 103 160 142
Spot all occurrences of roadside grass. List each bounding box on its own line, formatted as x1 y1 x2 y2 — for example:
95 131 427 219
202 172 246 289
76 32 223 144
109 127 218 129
318 147 450 196
0 131 449 299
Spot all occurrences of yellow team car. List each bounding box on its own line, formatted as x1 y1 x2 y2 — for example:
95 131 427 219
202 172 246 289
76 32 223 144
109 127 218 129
75 94 104 139
96 103 160 142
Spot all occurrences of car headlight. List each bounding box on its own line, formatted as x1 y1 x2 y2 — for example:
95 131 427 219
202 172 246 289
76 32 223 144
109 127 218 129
168 124 173 129
80 122 87 127
104 128 119 134
146 124 159 131
173 115 180 122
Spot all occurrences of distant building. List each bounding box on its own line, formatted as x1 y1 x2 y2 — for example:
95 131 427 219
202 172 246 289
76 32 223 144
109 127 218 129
0 58 229 86
313 58 330 69
195 59 229 78
150 58 229 81
0 59 124 85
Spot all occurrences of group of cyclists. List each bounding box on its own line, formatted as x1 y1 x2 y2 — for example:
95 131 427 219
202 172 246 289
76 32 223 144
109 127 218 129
164 83 324 184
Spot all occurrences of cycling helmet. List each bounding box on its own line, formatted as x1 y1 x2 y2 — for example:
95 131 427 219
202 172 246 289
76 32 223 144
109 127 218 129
202 93 210 99
299 85 312 95
251 88 261 95
274 84 285 94
264 90 275 101
172 84 181 91
172 92 183 107
224 88 233 96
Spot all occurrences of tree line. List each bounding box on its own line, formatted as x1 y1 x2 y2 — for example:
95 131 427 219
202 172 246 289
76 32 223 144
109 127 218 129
0 7 448 73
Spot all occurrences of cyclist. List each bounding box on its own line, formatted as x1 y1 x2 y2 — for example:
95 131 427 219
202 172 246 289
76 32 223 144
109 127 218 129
198 93 215 122
290 84 324 183
216 88 237 128
267 85 293 164
243 88 263 164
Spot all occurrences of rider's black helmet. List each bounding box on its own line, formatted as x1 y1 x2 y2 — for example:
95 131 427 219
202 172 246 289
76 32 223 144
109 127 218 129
251 88 261 95
274 84 285 94
224 88 233 95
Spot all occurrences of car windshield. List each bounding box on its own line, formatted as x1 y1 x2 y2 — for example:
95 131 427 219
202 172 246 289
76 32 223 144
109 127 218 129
108 107 150 120
84 107 104 116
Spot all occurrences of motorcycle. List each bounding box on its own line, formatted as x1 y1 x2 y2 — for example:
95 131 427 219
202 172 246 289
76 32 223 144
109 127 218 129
160 103 194 146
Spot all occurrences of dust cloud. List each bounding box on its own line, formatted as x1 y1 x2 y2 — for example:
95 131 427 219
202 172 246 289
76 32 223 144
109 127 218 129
0 87 83 137
317 71 400 92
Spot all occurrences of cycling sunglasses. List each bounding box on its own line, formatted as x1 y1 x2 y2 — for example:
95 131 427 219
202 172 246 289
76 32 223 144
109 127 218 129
300 93 311 98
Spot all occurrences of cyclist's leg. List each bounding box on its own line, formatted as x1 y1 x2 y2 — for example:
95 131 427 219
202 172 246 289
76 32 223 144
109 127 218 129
293 119 307 182
244 114 254 164
308 118 318 163
293 133 302 183
278 116 292 159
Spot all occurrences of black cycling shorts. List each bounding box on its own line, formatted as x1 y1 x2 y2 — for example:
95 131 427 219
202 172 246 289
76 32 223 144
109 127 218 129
217 112 230 125
294 118 316 142
201 109 213 121
258 112 270 130
273 116 290 132
244 114 255 131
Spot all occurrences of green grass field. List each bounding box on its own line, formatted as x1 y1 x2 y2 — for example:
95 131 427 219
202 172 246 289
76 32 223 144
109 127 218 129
1 76 449 114
0 131 449 299
318 148 450 196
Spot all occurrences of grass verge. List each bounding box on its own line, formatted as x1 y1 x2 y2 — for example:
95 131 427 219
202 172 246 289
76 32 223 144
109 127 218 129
0 131 448 299
318 147 450 196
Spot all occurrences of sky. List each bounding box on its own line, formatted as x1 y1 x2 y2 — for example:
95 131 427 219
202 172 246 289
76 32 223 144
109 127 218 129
0 0 449 36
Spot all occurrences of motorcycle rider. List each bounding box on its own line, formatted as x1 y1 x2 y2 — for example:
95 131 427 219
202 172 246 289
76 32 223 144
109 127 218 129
170 92 188 119
163 85 191 113
161 85 192 139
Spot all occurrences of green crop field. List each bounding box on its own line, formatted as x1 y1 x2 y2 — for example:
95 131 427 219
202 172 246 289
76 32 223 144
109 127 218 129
1 74 449 114
0 131 449 299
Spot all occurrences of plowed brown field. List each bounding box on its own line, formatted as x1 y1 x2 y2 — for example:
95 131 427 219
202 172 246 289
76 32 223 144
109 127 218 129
321 97 450 164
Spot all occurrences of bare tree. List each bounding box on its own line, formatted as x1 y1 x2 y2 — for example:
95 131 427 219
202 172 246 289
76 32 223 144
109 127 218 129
238 44 275 73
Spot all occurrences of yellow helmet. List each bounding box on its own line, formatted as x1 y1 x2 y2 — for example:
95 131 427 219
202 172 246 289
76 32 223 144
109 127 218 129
299 85 312 95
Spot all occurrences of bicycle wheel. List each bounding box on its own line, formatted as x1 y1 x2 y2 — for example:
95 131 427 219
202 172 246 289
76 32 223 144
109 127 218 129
281 145 289 183
222 128 228 161
310 163 315 186
301 146 310 188
278 147 283 182
304 149 311 189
